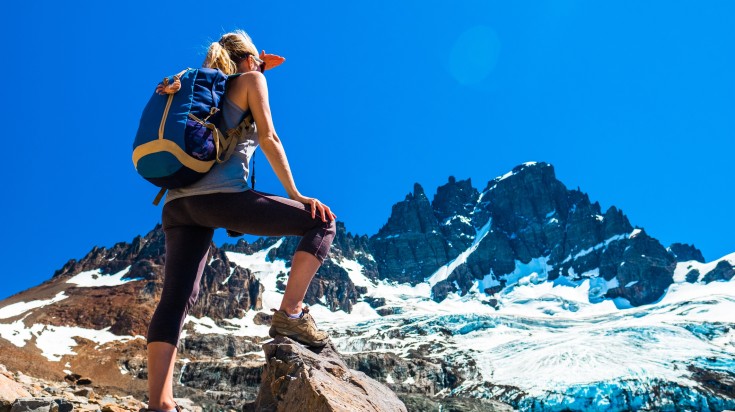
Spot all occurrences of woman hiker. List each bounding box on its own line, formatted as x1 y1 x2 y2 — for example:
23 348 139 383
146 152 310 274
143 30 337 412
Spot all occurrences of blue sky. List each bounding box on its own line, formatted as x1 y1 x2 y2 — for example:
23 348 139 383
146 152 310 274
1 1 733 300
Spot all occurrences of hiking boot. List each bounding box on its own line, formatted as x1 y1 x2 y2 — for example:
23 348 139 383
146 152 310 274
268 306 329 347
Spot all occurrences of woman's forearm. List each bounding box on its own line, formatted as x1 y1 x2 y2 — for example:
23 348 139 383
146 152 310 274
258 133 301 198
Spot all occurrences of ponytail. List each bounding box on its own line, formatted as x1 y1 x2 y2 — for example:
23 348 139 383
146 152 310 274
203 42 237 75
203 30 257 74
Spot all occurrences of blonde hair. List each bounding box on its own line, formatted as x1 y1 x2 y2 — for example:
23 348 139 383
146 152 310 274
203 30 258 75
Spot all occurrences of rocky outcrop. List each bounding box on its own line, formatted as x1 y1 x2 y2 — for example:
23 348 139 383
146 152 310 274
189 249 264 319
668 242 705 262
370 183 455 284
432 177 481 255
246 337 407 412
52 225 166 280
702 260 735 283
603 228 676 305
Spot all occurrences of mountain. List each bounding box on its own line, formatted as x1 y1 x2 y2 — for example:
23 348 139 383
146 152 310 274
0 161 733 411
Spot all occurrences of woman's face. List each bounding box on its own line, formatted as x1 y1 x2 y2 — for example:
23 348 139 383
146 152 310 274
249 54 265 73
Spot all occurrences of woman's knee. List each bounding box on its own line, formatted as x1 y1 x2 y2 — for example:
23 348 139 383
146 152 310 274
318 218 337 259
325 218 337 237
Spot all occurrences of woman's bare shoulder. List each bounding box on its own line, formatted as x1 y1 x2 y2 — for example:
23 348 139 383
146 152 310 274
232 71 267 88
227 71 267 109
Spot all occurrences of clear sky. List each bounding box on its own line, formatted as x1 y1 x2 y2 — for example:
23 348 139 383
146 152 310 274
1 1 733 300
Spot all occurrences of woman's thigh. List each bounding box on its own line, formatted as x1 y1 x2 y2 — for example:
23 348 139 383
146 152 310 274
177 190 328 237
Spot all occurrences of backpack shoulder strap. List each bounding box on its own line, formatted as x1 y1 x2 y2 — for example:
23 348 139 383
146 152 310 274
153 188 167 206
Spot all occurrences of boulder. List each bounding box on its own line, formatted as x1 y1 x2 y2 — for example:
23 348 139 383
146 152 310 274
246 337 407 412
9 397 73 412
0 374 32 409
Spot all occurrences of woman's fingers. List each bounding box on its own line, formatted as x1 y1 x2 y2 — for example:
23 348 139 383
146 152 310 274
323 205 335 221
303 196 336 222
320 203 327 222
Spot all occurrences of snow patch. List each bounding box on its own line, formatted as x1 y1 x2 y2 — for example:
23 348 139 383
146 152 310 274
0 292 68 320
426 219 492 287
562 233 628 264
66 267 142 288
225 239 289 311
4 322 144 362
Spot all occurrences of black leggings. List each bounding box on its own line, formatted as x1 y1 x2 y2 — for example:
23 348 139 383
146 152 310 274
147 190 336 346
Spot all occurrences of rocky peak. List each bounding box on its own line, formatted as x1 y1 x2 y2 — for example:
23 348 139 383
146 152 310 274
482 162 569 233
376 183 438 236
431 176 479 222
601 205 634 238
668 242 706 263
52 225 166 280
370 183 451 284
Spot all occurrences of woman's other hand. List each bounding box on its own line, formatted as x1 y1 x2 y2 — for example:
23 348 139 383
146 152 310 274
291 194 336 222
260 50 285 70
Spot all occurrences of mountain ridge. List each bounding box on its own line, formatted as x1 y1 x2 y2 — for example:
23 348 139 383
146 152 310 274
1 160 733 411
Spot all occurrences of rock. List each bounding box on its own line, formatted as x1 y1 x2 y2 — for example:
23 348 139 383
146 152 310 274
247 336 407 412
51 400 72 412
14 373 33 387
40 388 59 396
685 269 701 283
178 357 263 395
9 398 58 412
303 259 362 313
172 398 202 412
100 406 126 412
73 388 94 397
75 378 92 386
179 334 261 359
253 312 272 325
63 374 79 384
0 374 32 408
604 228 676 305
702 260 735 283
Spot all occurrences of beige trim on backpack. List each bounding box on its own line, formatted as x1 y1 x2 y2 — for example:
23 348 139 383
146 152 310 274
132 140 215 173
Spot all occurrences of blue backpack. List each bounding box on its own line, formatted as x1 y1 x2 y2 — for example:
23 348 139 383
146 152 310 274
132 68 253 205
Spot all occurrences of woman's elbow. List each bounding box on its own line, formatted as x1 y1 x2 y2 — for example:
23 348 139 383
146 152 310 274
258 132 281 151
